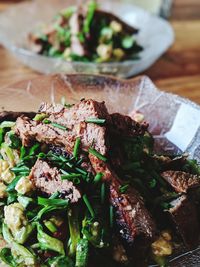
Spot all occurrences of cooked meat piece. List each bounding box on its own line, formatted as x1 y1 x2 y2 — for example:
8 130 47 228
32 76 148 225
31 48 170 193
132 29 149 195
15 116 107 155
69 10 87 56
169 195 200 248
153 155 188 171
110 113 149 137
110 176 156 262
39 99 110 126
161 171 200 193
0 111 35 122
28 159 81 203
89 154 156 261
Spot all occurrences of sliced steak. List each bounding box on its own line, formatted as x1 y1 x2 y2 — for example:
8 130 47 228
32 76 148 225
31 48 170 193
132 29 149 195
39 99 110 126
89 154 156 261
169 195 200 248
0 111 36 122
15 116 107 155
110 176 156 263
110 113 148 138
161 171 200 193
28 159 81 203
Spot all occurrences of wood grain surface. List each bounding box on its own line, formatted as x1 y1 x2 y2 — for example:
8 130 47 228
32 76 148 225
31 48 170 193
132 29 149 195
0 0 200 103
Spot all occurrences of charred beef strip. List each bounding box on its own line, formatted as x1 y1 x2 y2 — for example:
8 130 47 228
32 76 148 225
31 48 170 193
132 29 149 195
161 170 200 193
15 116 107 156
168 195 200 248
0 111 36 122
89 154 156 261
28 159 81 203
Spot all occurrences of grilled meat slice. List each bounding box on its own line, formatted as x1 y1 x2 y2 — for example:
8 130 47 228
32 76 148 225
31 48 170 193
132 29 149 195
89 154 156 261
110 177 156 263
110 113 149 138
28 159 81 203
161 171 200 193
0 111 35 122
169 195 200 248
15 116 107 156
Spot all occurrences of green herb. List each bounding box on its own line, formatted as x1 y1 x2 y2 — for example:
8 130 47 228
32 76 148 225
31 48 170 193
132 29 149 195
85 118 105 124
75 238 89 267
20 146 26 160
68 207 80 256
51 122 68 130
38 197 69 207
119 184 129 193
0 128 4 145
83 194 95 218
6 176 21 192
73 137 81 158
7 192 17 204
11 166 30 174
8 132 21 149
83 0 97 34
94 172 104 183
44 220 57 233
101 183 105 204
0 247 17 267
37 223 65 255
149 178 157 188
61 173 81 180
88 147 107 162
43 119 51 124
122 35 135 49
33 113 48 121
0 121 15 129
49 191 60 199
109 205 114 229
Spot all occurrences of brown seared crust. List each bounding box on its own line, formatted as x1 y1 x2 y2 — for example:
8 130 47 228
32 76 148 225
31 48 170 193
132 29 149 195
28 159 81 203
110 113 149 137
0 111 36 122
169 195 200 248
15 116 107 155
161 171 200 193
89 154 156 258
110 178 156 261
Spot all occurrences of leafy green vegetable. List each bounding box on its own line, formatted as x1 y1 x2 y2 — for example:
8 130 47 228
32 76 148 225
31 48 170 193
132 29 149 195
37 223 65 255
83 1 97 34
75 239 89 267
0 121 15 129
48 255 74 267
0 248 17 267
38 196 69 207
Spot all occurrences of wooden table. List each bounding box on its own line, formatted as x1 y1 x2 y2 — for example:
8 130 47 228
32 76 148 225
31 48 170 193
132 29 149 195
0 0 200 104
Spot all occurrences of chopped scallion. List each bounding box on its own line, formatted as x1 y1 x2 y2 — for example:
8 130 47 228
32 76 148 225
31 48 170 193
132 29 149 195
85 118 105 124
83 194 95 218
119 184 129 194
93 172 103 184
73 137 81 158
88 148 107 162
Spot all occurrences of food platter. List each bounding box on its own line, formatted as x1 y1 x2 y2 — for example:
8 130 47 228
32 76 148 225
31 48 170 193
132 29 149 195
0 74 199 267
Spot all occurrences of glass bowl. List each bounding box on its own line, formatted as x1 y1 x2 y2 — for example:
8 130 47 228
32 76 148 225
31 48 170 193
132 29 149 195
0 74 200 266
0 0 174 77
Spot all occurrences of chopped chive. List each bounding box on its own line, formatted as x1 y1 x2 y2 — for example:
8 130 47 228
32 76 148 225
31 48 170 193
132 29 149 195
119 184 129 194
44 220 57 233
11 166 30 173
43 119 51 124
51 122 68 130
73 137 81 158
83 194 95 218
38 197 68 207
110 205 114 228
94 173 103 184
85 118 105 124
149 179 157 188
49 191 60 199
101 183 105 204
75 167 87 176
88 148 107 162
20 146 26 160
61 174 82 180
43 119 67 131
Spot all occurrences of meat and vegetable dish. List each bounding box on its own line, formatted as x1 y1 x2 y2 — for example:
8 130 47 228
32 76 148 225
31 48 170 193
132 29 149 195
29 1 142 63
0 99 199 267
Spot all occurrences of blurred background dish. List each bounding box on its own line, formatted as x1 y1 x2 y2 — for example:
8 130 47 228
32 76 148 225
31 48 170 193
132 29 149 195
0 0 174 77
